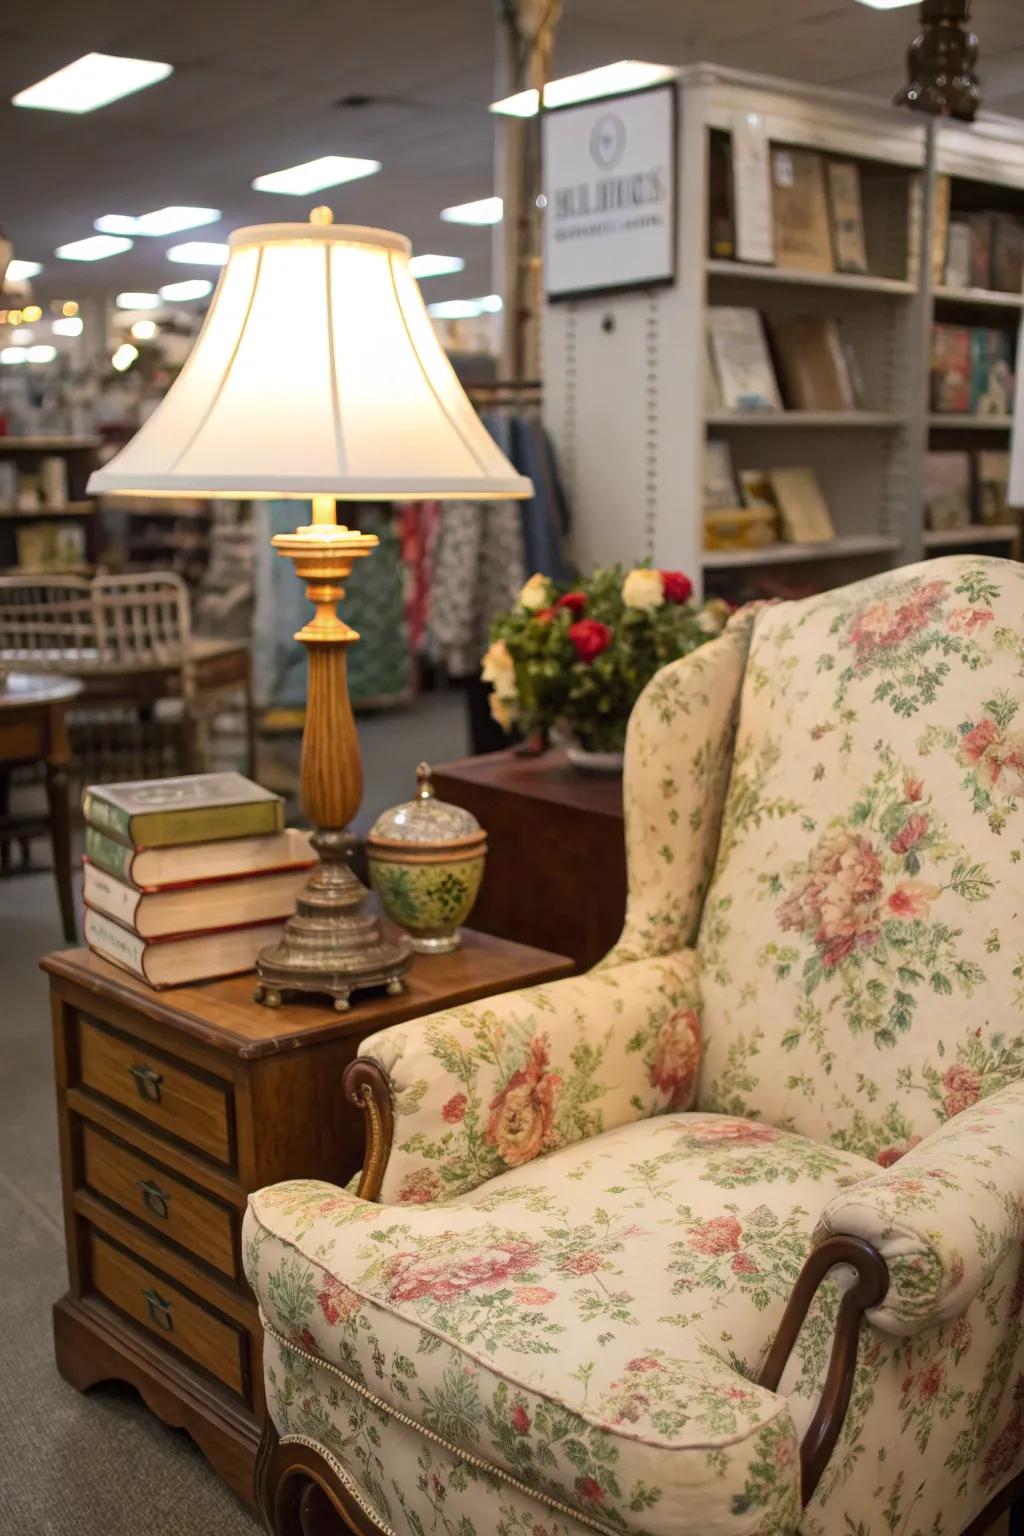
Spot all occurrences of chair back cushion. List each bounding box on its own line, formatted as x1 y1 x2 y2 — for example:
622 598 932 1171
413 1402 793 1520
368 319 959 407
698 556 1024 1162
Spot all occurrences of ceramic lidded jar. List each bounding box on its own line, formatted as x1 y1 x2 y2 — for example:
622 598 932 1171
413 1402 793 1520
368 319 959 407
367 763 487 954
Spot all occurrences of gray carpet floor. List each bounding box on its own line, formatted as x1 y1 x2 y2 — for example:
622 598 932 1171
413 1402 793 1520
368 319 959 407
0 690 468 1536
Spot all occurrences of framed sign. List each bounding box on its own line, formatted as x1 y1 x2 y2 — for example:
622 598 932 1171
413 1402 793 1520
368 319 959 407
541 82 676 301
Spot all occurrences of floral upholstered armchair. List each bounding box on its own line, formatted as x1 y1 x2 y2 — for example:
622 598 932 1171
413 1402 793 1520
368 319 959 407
245 556 1024 1536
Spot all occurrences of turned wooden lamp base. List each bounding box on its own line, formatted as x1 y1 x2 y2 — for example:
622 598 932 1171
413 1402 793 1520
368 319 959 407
255 500 413 1010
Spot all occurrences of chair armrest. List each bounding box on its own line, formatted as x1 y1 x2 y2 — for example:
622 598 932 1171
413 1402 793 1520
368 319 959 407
815 1082 1024 1337
354 949 701 1204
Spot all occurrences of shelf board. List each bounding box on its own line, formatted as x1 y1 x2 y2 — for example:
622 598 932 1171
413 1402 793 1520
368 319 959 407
706 259 914 297
0 502 94 519
934 285 1024 311
1 563 93 577
923 524 1019 548
707 411 903 429
928 414 1013 430
702 535 903 570
0 436 101 451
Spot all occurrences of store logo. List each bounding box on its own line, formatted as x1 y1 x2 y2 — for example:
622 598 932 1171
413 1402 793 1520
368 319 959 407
589 113 626 169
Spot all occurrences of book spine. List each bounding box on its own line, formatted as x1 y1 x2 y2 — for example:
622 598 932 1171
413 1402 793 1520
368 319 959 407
84 868 142 928
84 907 147 979
82 793 132 845
84 825 136 883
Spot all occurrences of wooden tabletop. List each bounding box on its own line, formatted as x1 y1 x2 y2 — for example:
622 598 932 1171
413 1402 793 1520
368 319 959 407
41 928 575 1060
433 749 624 819
0 670 83 708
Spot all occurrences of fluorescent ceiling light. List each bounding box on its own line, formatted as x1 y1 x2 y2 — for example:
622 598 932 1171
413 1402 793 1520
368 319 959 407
116 291 161 310
408 253 466 278
166 241 229 266
131 320 158 340
428 295 503 319
56 235 133 262
9 327 33 344
159 278 212 301
27 345 57 363
13 52 172 114
112 342 139 372
251 155 381 196
5 258 43 280
95 206 221 237
441 197 503 227
491 60 675 117
52 316 84 336
0 348 28 365
853 0 917 7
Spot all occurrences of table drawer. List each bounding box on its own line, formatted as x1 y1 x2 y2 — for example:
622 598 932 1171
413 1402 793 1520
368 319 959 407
87 1228 246 1398
81 1123 238 1281
77 1015 234 1166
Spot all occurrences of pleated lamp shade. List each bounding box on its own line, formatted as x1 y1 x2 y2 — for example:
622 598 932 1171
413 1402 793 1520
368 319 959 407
88 220 532 501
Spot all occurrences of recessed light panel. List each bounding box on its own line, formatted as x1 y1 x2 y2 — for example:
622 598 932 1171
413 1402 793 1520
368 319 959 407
440 198 503 226
5 259 43 280
13 53 172 114
96 207 221 237
159 279 213 302
27 345 57 363
52 317 84 336
55 235 133 261
428 295 503 319
408 254 466 278
491 60 675 117
251 155 381 195
0 348 28 365
853 1 917 8
166 241 229 266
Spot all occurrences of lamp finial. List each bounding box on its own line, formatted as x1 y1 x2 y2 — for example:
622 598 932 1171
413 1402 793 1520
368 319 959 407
309 205 334 226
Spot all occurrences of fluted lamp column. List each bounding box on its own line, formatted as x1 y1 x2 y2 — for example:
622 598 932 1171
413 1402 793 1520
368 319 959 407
88 207 532 1009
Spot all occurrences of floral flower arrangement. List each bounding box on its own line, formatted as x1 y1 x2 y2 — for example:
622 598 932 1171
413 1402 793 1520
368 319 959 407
482 565 729 754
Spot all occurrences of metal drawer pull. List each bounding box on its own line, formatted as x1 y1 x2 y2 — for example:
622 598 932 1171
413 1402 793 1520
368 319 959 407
128 1063 163 1103
144 1288 173 1331
136 1178 171 1220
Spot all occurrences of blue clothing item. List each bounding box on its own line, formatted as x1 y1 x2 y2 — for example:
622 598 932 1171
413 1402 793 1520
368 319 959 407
508 415 572 581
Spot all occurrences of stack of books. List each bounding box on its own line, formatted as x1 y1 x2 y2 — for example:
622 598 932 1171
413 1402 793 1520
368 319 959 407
82 772 315 988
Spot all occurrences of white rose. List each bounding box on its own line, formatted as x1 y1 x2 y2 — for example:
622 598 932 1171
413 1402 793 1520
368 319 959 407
489 691 520 731
481 639 516 693
697 599 730 635
518 573 552 612
622 568 665 611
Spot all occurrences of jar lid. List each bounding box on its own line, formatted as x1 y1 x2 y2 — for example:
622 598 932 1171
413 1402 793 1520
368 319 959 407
368 762 483 845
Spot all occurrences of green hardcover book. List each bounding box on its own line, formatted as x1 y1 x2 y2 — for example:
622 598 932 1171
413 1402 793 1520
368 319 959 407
82 772 284 849
84 824 135 880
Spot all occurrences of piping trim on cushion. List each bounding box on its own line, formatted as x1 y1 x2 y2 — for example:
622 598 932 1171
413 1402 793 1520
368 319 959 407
280 1435 399 1536
264 1315 626 1536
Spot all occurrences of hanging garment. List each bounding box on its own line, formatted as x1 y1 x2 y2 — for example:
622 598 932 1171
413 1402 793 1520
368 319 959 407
427 500 526 678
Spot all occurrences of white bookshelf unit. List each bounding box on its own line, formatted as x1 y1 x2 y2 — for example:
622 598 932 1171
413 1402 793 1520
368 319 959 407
543 65 1024 595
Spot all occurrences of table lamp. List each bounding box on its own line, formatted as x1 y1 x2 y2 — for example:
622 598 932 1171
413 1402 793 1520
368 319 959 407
89 209 532 1009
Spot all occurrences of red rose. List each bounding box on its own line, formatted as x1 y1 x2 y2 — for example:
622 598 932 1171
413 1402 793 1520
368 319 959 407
442 1093 468 1124
890 813 929 856
554 591 588 615
661 570 693 604
575 1477 605 1505
568 619 613 663
511 1402 531 1434
535 607 556 623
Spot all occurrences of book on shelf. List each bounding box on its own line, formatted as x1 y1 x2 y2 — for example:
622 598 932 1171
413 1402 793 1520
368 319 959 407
771 148 833 273
992 214 1024 296
83 824 314 888
970 329 1015 415
707 130 736 260
968 212 993 291
976 450 1012 525
930 324 972 413
771 315 858 411
924 452 971 530
945 219 972 289
14 520 87 571
768 466 837 543
83 907 287 988
82 771 284 848
82 860 310 940
706 308 782 412
739 469 780 513
931 174 951 288
702 440 740 510
731 113 774 265
703 506 778 552
826 162 867 274
703 333 723 414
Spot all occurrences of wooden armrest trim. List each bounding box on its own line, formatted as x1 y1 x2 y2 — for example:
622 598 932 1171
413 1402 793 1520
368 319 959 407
342 1058 394 1202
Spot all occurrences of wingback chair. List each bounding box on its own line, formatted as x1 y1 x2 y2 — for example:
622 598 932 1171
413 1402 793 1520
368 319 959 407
244 556 1024 1536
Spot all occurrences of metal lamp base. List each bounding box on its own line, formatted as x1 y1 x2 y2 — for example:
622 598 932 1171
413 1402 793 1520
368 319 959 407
255 830 413 1011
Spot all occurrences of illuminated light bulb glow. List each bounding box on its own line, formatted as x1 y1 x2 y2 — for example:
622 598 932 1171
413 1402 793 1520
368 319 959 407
13 53 172 114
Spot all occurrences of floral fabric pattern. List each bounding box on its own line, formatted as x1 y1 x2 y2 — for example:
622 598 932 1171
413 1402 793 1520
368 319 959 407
362 952 702 1204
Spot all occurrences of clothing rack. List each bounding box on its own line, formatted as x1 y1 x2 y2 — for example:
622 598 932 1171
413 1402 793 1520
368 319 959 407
466 379 543 409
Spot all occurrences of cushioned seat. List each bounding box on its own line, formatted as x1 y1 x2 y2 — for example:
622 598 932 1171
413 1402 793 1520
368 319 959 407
246 1113 876 1536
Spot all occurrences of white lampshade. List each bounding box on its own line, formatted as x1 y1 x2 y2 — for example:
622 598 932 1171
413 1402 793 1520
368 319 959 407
88 220 532 500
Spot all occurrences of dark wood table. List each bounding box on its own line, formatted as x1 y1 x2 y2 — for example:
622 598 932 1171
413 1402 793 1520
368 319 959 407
0 670 81 940
433 749 627 971
43 931 574 1503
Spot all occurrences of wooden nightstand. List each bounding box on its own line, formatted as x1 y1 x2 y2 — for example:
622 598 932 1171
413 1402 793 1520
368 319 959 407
43 933 573 1504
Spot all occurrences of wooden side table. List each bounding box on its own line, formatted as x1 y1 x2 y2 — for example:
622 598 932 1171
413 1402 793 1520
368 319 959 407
0 670 81 941
432 749 627 971
43 933 573 1504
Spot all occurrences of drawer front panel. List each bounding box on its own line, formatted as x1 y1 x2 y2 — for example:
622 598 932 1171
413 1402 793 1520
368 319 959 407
77 1016 233 1166
81 1124 238 1280
88 1229 246 1397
